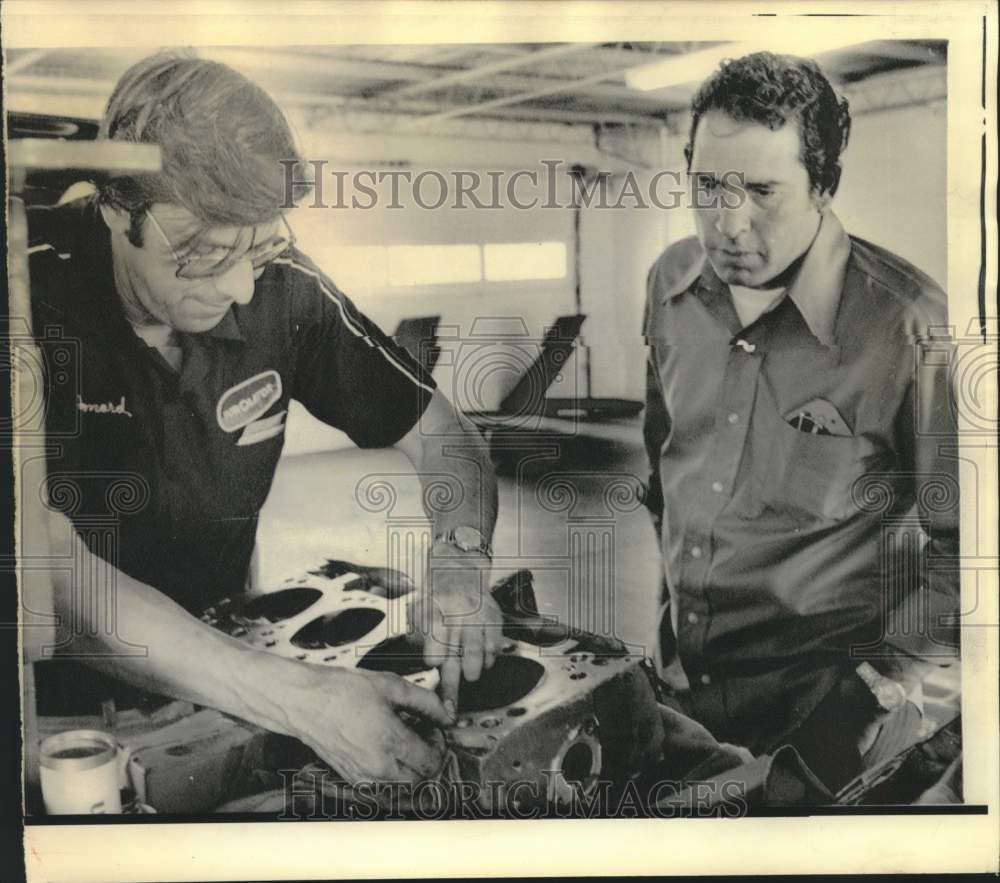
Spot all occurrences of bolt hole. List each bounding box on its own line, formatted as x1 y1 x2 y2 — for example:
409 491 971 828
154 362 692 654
507 707 527 717
323 654 337 662
570 672 586 680
265 640 277 648
591 657 609 666
480 717 501 729
511 760 522 770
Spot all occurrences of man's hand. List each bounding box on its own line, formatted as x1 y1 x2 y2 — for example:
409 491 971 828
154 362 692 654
288 665 454 785
414 553 504 712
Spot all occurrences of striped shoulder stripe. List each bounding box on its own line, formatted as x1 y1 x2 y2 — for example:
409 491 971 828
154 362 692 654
28 243 71 259
272 256 435 394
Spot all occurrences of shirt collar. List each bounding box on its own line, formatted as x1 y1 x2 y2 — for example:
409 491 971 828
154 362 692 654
204 308 245 342
687 209 851 347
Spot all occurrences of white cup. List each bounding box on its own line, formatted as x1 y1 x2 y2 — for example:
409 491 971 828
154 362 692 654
39 729 124 814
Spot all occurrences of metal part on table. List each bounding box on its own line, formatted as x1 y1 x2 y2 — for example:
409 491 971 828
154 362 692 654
205 561 665 811
120 709 258 814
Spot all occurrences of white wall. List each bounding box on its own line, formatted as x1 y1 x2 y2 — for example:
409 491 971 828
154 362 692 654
576 169 675 401
833 101 947 288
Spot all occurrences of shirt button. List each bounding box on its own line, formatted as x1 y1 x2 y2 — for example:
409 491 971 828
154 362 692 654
727 412 739 424
699 673 712 686
686 611 699 624
711 481 724 493
690 546 703 559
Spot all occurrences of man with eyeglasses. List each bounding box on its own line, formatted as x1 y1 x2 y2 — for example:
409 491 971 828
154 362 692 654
26 52 501 788
641 52 960 793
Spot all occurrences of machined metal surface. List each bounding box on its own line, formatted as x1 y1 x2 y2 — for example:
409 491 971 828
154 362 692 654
204 560 665 810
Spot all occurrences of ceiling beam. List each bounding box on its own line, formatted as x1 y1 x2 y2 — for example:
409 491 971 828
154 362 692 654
182 45 659 103
6 80 663 129
7 75 118 95
397 58 650 129
378 42 597 100
202 47 457 85
855 39 947 64
5 50 51 76
842 64 947 115
314 103 663 129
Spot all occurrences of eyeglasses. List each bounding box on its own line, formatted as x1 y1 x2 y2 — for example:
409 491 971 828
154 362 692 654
144 209 296 280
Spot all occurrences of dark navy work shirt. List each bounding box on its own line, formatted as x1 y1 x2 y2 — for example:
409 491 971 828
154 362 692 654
28 199 435 614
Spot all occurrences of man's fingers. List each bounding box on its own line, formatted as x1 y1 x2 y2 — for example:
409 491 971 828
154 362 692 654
461 627 485 684
483 637 497 671
422 603 453 667
387 675 454 728
483 602 503 668
438 648 462 711
389 724 446 781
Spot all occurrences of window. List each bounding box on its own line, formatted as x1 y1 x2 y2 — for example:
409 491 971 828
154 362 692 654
311 241 568 290
387 244 482 287
483 242 567 281
322 246 388 289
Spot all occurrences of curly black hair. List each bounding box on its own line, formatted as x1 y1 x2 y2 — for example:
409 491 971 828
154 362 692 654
684 51 852 197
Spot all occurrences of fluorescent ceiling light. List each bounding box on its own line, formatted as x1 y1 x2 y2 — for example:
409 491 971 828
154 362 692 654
625 36 861 92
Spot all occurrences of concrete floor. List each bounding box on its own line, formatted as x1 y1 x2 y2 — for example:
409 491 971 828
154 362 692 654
257 418 662 658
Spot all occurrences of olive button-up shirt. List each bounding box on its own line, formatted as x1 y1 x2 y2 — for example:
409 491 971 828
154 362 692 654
642 212 959 753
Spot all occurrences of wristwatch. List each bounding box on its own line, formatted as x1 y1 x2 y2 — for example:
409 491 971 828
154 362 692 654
433 526 493 558
855 661 908 712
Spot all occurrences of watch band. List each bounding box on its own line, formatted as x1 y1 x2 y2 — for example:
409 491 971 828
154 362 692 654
433 526 493 558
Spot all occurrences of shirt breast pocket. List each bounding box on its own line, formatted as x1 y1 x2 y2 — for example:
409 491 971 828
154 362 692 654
759 421 879 522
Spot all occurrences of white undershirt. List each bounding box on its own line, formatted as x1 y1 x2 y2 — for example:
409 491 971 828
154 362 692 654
730 284 787 328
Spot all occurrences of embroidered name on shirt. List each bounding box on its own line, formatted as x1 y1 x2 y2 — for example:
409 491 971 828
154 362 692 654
217 370 283 432
77 395 133 417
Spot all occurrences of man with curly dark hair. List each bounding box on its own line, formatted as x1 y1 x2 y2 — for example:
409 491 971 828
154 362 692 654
642 52 959 792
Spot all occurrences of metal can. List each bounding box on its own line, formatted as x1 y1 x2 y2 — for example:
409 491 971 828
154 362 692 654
39 729 123 814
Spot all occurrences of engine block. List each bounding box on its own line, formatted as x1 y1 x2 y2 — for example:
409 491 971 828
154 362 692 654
203 560 665 812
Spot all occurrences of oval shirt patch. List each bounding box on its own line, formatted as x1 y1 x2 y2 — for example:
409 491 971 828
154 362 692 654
217 370 283 433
